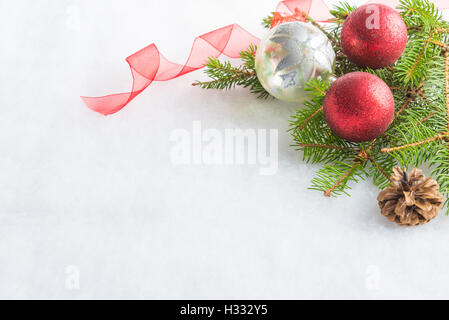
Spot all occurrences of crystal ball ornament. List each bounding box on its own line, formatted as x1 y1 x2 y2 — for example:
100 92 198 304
255 22 336 103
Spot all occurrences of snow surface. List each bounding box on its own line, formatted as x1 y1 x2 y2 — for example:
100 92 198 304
0 0 449 299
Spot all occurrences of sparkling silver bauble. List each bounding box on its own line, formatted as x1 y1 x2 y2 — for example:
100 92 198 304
255 21 336 103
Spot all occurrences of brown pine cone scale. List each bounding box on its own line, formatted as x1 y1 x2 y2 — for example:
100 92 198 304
378 167 445 226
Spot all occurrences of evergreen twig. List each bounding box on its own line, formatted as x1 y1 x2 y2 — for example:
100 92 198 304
193 45 271 99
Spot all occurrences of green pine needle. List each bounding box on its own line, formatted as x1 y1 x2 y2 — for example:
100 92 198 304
193 45 271 99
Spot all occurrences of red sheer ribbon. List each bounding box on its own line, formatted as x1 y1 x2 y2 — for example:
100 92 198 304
271 9 309 28
82 0 449 116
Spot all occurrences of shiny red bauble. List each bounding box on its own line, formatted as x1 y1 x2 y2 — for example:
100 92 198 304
323 72 395 142
341 3 408 69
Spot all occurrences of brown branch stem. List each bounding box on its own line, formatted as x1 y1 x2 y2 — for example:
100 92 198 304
367 157 392 182
381 133 449 153
426 39 448 48
436 28 449 33
324 161 361 197
420 112 436 123
192 81 213 87
395 96 415 119
388 83 423 128
192 71 255 87
296 106 323 131
298 143 346 150
407 38 429 80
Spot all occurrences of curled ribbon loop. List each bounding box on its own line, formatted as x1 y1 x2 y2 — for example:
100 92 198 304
82 25 259 115
82 0 449 116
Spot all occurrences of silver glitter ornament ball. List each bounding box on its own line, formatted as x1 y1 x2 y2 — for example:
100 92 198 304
255 21 336 103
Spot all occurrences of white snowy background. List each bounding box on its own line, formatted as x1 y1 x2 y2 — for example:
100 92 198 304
0 0 449 299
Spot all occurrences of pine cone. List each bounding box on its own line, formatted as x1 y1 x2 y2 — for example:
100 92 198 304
377 167 445 226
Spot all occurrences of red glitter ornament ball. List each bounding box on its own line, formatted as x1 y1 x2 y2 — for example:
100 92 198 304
323 72 395 142
341 3 408 69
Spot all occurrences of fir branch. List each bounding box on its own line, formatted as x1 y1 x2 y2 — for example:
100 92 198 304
262 13 274 29
395 95 416 119
395 34 434 86
323 160 363 197
296 106 323 131
444 50 449 127
193 45 271 99
430 145 449 210
306 80 328 96
310 161 364 197
329 1 357 22
400 0 443 32
368 157 392 182
193 58 253 90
